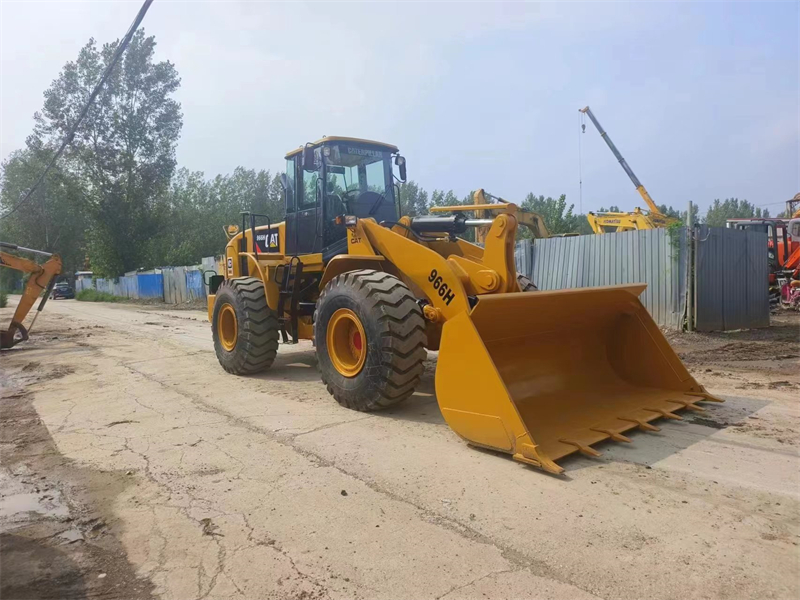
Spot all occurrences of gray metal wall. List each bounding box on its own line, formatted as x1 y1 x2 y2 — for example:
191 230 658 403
694 226 769 331
519 228 688 330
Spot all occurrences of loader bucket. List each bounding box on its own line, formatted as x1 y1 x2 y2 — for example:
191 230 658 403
435 284 721 474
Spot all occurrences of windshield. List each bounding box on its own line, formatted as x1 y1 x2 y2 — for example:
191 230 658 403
325 144 392 200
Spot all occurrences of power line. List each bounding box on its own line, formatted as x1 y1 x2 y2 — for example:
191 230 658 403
0 0 155 221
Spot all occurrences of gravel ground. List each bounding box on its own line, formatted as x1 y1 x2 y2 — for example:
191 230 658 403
1 298 798 600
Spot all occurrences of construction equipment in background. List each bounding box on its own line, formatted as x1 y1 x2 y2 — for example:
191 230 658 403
580 106 680 234
206 136 721 474
430 188 550 244
728 210 800 302
0 242 62 348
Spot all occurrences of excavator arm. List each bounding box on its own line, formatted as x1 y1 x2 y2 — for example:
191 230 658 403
0 243 62 349
579 106 663 215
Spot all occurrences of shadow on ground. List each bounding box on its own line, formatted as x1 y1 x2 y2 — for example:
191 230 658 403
0 365 155 600
243 345 774 474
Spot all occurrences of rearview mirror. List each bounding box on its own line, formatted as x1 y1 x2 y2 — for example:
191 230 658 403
279 173 288 190
302 144 316 172
395 155 407 182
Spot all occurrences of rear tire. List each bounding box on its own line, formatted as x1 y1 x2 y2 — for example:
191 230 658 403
517 274 538 292
212 277 279 375
314 270 427 411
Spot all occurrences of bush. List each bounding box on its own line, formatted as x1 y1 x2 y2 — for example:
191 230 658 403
76 289 123 303
0 291 7 308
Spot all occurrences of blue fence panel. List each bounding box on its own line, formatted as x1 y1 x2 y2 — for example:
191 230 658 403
185 270 205 300
137 273 164 299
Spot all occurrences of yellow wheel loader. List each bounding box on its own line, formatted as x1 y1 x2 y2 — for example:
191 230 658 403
1 242 63 349
207 136 721 474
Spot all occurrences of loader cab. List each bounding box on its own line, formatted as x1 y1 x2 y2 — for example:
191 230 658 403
283 137 404 260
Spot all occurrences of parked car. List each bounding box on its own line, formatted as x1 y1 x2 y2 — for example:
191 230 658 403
51 282 75 300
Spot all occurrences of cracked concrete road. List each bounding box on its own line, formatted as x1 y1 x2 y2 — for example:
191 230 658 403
1 299 799 600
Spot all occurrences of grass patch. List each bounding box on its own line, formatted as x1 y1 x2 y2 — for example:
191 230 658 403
76 289 124 303
0 291 7 308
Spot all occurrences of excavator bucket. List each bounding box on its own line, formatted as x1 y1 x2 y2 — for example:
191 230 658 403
435 284 722 474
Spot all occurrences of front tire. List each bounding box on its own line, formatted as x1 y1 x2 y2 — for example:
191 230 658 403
212 277 279 375
314 270 427 411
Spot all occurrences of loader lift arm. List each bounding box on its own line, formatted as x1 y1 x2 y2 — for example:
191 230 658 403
430 188 551 243
0 242 62 349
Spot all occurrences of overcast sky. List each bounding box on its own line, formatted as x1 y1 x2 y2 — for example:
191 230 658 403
1 1 798 214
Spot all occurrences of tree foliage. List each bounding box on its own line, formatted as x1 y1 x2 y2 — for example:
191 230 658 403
1 30 767 282
704 198 770 227
521 194 590 236
32 30 182 275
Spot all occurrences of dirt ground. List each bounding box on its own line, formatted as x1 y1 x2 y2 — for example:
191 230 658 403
1 298 799 600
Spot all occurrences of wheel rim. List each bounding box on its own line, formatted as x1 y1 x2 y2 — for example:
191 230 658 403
218 303 238 351
327 308 367 377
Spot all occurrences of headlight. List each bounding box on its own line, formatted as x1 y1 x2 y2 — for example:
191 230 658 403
345 215 358 226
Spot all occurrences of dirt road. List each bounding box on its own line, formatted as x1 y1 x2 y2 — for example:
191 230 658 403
2 299 799 600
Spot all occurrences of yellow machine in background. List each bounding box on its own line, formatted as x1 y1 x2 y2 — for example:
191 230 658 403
580 106 680 234
430 188 550 243
207 136 721 474
0 242 62 348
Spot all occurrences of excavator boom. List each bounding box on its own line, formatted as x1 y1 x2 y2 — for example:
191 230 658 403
0 242 62 349
580 106 663 216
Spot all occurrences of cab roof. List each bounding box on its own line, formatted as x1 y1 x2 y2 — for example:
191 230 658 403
285 136 398 159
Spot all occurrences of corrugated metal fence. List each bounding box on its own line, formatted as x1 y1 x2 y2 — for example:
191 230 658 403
77 257 219 304
518 229 687 329
516 227 766 331
694 226 769 331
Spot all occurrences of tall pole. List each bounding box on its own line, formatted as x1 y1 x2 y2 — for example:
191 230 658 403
686 201 694 332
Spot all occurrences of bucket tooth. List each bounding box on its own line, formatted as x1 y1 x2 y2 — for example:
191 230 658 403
560 439 602 458
673 400 706 412
685 391 725 403
645 408 683 420
618 417 661 432
591 428 632 443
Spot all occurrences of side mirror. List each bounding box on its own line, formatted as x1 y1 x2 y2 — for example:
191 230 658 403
279 173 288 190
395 155 407 182
302 144 316 172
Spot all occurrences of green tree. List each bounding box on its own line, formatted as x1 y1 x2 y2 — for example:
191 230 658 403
704 198 770 227
397 181 429 217
0 147 88 274
520 194 582 236
33 30 182 275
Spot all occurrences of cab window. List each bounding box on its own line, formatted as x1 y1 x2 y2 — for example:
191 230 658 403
285 157 296 213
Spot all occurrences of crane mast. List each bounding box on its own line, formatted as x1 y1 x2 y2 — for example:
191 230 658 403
579 106 662 216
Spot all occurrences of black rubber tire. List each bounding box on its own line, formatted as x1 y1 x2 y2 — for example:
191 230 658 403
517 274 538 292
314 269 427 411
212 277 279 375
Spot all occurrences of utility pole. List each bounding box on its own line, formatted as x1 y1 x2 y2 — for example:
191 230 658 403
686 201 694 332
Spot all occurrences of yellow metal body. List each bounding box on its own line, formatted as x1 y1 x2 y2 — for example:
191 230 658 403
211 203 720 473
579 105 680 235
0 250 62 348
217 303 238 351
285 136 398 158
586 206 678 234
430 189 551 243
327 308 367 377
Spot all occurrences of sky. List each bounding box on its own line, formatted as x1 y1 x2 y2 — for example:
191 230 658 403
1 0 798 215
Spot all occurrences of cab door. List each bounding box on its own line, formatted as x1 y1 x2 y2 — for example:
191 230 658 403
285 155 322 256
